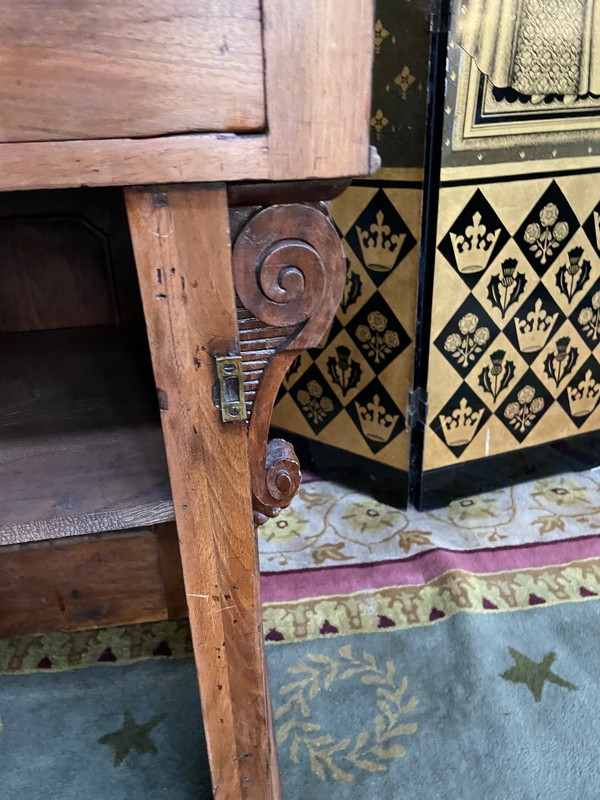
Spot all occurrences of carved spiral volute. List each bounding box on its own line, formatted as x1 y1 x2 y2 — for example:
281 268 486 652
233 203 344 348
232 203 346 525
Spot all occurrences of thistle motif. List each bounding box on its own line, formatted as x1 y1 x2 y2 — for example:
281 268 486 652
523 203 569 266
504 385 545 434
478 349 516 401
327 346 362 397
487 257 527 318
443 313 490 367
555 246 592 303
543 336 579 387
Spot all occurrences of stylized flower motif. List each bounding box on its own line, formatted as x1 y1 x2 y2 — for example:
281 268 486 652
554 221 569 242
307 380 323 398
370 108 389 138
523 204 569 266
530 397 545 413
444 333 462 353
459 313 479 335
374 18 391 55
577 299 600 342
394 65 417 100
297 380 333 424
444 314 490 368
517 385 535 405
368 311 387 332
354 311 402 364
539 203 559 228
384 330 400 348
473 327 490 346
524 223 541 244
356 324 371 342
531 476 592 510
505 385 544 434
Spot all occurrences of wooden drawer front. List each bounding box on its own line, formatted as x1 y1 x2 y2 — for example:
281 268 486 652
0 0 265 142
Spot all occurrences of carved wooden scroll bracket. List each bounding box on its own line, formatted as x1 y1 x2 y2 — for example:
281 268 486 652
231 202 346 526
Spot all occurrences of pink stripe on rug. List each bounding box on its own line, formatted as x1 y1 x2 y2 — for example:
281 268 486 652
260 533 600 603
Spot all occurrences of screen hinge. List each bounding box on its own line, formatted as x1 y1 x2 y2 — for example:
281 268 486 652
407 387 429 429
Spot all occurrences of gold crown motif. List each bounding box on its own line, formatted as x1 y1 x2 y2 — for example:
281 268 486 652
567 370 600 418
594 211 600 252
354 394 400 442
514 298 558 353
439 397 483 448
450 211 500 274
356 210 406 272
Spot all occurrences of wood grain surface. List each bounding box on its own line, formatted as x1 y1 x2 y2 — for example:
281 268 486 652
0 1 374 190
0 527 184 639
0 327 173 544
263 0 373 180
0 0 265 142
125 184 280 800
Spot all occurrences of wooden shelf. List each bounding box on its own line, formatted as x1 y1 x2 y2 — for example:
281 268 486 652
0 326 174 545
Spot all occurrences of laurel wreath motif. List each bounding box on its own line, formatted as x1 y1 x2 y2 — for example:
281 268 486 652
275 645 419 784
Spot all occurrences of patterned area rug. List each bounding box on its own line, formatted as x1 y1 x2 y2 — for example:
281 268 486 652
3 471 600 798
259 469 600 570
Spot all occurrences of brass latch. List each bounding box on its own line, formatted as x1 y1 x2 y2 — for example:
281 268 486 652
215 355 248 423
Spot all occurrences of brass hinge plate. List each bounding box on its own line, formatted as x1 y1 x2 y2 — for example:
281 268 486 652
215 355 248 423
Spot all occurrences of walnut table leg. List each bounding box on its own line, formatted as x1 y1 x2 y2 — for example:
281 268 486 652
125 184 280 800
125 184 346 800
